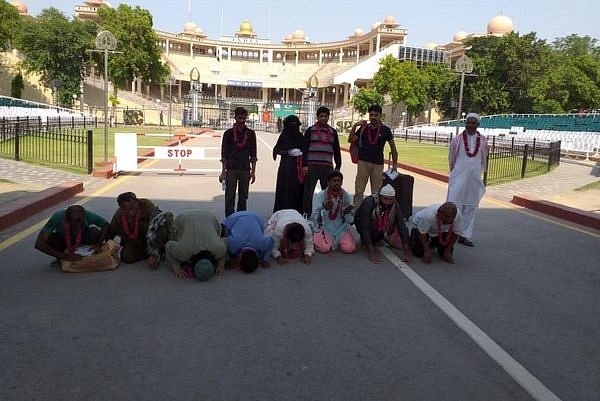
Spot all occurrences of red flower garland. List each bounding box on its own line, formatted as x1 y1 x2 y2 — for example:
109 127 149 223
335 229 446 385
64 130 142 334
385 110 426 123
313 124 332 144
121 205 141 239
63 218 82 252
375 208 390 232
462 131 481 158
326 188 343 220
296 156 304 184
436 214 454 246
366 124 381 145
232 124 249 148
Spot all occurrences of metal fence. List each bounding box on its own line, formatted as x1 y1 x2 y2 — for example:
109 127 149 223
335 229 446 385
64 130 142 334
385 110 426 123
0 122 93 174
0 115 98 133
483 137 561 185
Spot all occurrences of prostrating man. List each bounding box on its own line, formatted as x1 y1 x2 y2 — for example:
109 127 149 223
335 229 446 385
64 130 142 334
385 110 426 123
354 184 412 264
410 202 466 264
107 191 169 269
311 171 356 254
219 106 258 217
222 211 274 273
165 209 228 280
301 106 342 215
446 112 489 247
264 209 314 265
348 104 398 209
34 205 109 263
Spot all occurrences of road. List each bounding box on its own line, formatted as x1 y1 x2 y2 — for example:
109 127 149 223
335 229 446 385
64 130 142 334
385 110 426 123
1 130 598 401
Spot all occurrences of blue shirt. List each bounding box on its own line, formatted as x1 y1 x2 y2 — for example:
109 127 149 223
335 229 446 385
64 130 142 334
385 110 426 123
223 211 274 262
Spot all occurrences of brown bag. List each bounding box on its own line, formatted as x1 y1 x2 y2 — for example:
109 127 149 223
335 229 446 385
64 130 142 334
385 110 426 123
61 240 121 273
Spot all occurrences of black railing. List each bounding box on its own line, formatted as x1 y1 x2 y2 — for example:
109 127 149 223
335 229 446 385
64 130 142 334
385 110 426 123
0 123 93 174
483 138 561 185
0 115 98 133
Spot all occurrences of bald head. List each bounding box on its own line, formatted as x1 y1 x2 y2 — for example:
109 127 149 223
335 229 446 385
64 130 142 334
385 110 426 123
437 202 457 224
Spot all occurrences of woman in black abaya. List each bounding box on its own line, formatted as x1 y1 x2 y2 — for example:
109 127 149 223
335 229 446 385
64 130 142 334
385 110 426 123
272 115 305 213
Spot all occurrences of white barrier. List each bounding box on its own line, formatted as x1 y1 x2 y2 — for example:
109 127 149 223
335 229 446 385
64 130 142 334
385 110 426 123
114 132 222 174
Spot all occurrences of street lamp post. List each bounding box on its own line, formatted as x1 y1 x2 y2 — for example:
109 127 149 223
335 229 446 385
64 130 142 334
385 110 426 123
168 78 175 135
454 54 473 138
95 30 117 162
402 111 406 128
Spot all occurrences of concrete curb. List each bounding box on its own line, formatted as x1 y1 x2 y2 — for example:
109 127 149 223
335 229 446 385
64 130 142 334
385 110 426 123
512 196 600 230
0 181 83 231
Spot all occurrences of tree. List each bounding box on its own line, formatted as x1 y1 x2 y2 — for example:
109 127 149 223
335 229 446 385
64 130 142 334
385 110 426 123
11 72 24 98
0 0 21 52
372 55 429 125
422 63 458 119
13 8 96 106
351 88 384 116
552 34 600 58
96 4 169 94
463 33 554 115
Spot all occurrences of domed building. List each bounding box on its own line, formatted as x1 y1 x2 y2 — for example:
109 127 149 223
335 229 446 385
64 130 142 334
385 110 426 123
11 0 28 15
487 15 514 36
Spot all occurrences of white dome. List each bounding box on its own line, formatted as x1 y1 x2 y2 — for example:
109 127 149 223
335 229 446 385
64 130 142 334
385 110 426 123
453 30 468 42
354 28 364 36
183 22 196 33
487 15 514 35
424 41 438 50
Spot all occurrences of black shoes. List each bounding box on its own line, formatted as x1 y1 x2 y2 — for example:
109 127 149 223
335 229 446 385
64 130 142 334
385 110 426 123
457 236 474 247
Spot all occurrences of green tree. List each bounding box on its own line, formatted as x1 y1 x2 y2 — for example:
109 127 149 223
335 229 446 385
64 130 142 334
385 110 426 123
422 63 458 119
0 0 21 52
351 88 384 116
552 34 600 58
96 4 169 94
10 71 24 98
463 33 554 114
372 55 429 125
13 8 95 106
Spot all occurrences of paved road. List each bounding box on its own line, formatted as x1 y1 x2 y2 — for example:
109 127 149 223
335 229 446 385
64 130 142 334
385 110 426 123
1 131 599 401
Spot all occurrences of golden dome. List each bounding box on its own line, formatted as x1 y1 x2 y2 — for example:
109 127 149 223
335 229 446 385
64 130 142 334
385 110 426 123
487 15 514 35
11 0 28 14
239 19 253 34
383 15 396 25
424 41 438 50
453 30 468 42
183 22 196 33
292 30 305 40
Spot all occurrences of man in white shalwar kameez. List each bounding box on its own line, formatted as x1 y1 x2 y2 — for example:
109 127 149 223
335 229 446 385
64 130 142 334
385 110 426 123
446 113 488 247
264 209 314 265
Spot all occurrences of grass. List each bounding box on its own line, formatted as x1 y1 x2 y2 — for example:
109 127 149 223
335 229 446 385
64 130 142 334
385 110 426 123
575 180 600 191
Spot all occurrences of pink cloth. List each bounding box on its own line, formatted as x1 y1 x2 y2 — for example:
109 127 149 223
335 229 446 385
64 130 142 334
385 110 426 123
338 231 356 253
313 230 333 253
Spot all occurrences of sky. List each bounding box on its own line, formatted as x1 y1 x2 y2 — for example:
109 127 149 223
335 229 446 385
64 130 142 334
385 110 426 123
17 0 599 48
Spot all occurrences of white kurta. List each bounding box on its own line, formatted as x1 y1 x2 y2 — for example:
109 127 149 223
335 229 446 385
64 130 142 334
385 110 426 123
264 209 314 258
447 131 488 206
412 204 466 238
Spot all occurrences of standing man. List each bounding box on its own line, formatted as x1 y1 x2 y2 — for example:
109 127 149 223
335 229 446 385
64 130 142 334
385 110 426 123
165 209 228 279
354 184 412 264
311 171 356 254
348 104 398 209
219 107 258 217
301 106 342 215
410 202 466 264
446 112 488 247
222 211 275 273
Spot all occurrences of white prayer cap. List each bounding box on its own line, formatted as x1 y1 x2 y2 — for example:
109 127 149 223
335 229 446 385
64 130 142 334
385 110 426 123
466 112 480 122
379 184 396 197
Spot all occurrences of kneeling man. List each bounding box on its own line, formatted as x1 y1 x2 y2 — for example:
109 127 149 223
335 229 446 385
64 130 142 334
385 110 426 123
410 202 466 264
165 209 228 279
264 209 314 265
222 211 274 273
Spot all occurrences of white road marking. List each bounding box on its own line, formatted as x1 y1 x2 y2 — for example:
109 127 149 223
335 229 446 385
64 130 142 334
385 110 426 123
379 246 563 401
